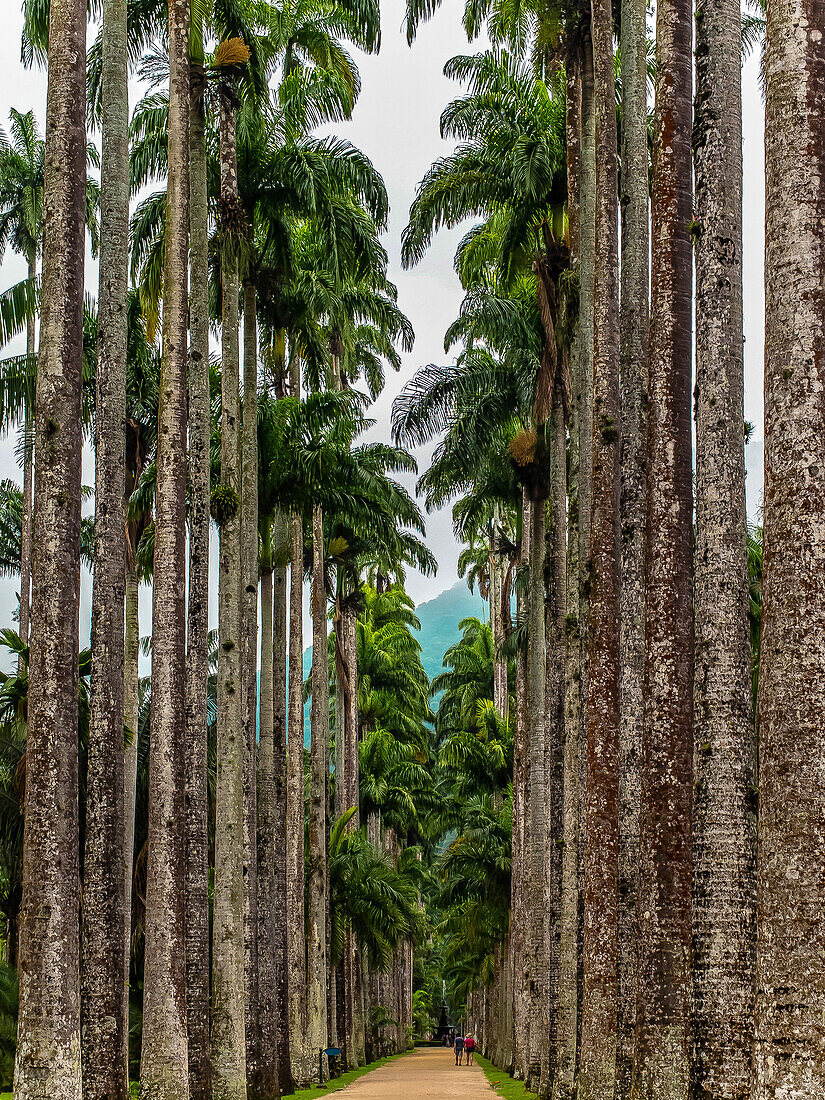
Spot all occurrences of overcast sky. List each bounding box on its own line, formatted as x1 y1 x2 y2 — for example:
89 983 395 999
0 1 767 645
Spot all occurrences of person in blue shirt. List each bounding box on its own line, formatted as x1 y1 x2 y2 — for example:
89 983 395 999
454 1033 465 1066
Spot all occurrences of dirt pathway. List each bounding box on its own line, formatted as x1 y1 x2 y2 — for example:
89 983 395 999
341 1047 495 1098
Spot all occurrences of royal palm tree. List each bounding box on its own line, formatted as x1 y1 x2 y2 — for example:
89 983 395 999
692 3 754 1099
139 0 191 1088
632 0 694 1096
12 0 87 1092
616 0 649 1085
82 0 132 1080
577 0 620 1096
211 37 250 1100
755 4 825 1098
185 16 212 1100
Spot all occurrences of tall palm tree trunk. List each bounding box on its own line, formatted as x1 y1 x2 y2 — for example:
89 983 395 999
272 540 290 1088
13 0 86 1090
212 83 248 1100
82 0 130 1085
525 487 547 1093
511 490 531 1081
632 1 694 1096
257 537 281 1100
490 507 508 720
18 250 36 669
123 563 139 1062
554 40 583 1100
334 598 359 1069
692 3 754 1098
242 283 261 1100
542 396 567 1098
308 502 330 1068
576 40 596 1022
286 501 307 1089
755 4 825 1098
578 2 621 1095
185 66 211 1100
344 600 364 1066
617 0 649 1093
140 1 191 1096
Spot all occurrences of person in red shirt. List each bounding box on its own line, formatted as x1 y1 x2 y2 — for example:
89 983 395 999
464 1034 475 1065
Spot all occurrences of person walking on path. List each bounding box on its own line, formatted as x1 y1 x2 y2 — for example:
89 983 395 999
454 1033 466 1066
465 1034 475 1066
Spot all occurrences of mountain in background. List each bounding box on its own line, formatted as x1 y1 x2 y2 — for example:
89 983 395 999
300 581 486 740
414 580 485 682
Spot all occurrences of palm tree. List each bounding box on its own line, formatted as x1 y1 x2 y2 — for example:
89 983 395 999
211 37 250 1100
692 3 755 1098
577 0 620 1095
185 19 212 1100
139 0 191 1091
256 503 289 1095
616 0 648 1090
755 4 825 1098
632 0 694 1096
12 0 87 1093
555 10 593 1095
82 0 131 1081
79 292 158 1093
400 52 573 1083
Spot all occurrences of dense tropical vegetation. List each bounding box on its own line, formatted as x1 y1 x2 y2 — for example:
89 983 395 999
0 0 822 1097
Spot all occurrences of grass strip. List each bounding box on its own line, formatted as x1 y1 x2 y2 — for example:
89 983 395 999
287 1049 412 1099
475 1054 539 1099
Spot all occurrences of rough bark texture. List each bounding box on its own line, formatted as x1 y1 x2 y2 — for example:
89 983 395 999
185 74 211 1100
542 400 567 1099
82 0 130 1085
692 3 755 1098
307 503 330 1067
756 3 825 1097
242 284 261 1100
511 493 531 1081
124 566 139 1059
212 87 248 1100
286 361 308 1090
257 559 281 1100
577 27 596 922
631 1 694 1096
579 2 621 1095
286 505 307 1089
258 517 288 1099
12 0 86 1089
574 37 597 1079
272 547 290 1089
140 0 190 1094
340 599 363 1069
553 44 582 1100
524 492 547 1094
617 0 648 1095
491 508 509 721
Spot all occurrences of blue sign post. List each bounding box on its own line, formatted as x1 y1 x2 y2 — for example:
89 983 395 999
319 1047 342 1084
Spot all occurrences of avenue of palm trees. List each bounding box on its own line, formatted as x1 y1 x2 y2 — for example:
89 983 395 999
0 0 822 1097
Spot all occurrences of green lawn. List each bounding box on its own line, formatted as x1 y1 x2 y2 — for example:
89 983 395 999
475 1055 538 1099
286 1050 411 1099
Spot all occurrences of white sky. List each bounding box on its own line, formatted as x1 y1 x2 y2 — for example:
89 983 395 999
0 0 766 646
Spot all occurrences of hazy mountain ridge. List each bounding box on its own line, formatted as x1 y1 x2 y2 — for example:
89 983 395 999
300 581 485 740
